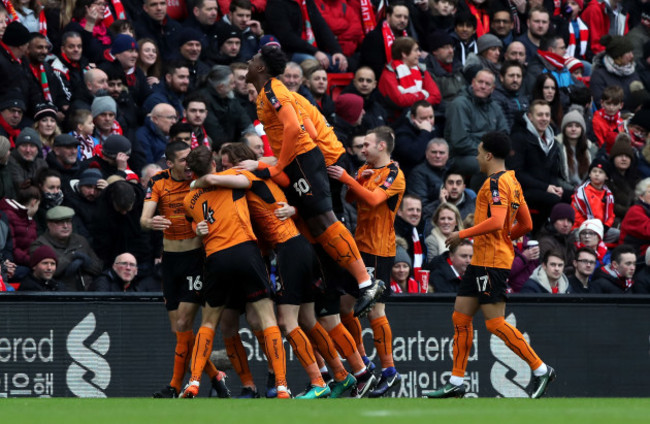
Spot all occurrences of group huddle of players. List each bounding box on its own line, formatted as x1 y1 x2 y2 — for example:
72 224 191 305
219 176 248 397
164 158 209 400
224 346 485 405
142 45 405 399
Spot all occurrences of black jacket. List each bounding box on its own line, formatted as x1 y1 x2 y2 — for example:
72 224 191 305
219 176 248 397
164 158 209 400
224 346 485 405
424 252 461 293
199 85 253 150
590 266 633 294
134 13 182 61
18 273 60 291
88 268 161 292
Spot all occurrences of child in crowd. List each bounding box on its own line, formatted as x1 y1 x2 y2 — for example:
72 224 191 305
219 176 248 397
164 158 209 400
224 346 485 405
429 0 458 32
592 86 624 154
69 109 99 161
575 219 610 267
451 12 478 66
572 158 616 239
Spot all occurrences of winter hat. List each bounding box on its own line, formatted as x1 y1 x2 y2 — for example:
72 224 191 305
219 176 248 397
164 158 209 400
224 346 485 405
601 35 633 59
53 134 80 147
569 0 584 10
260 34 281 49
609 136 636 160
216 24 242 47
549 202 575 224
15 128 42 149
91 96 117 118
477 34 503 55
335 93 364 125
178 27 203 47
30 245 58 268
578 219 604 241
102 134 131 158
46 205 75 221
394 245 412 268
561 109 586 132
629 108 650 131
0 91 26 112
111 34 138 55
78 168 102 186
588 157 611 179
427 30 454 52
0 136 10 158
2 22 31 47
34 102 58 122
565 57 584 74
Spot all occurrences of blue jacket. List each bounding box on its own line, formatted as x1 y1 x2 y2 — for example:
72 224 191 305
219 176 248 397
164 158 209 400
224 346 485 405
143 82 184 117
136 117 168 164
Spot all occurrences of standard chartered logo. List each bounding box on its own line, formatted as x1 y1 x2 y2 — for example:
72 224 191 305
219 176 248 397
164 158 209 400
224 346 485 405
66 313 111 397
489 313 531 398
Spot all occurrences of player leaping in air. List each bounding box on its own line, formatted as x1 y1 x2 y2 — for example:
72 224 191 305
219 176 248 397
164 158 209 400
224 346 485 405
424 132 556 399
245 45 384 317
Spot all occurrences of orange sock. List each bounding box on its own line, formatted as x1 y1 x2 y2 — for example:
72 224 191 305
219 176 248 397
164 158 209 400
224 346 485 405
328 323 365 374
451 311 473 378
287 327 325 387
341 312 367 356
189 327 215 382
308 322 348 382
315 221 370 285
370 316 394 369
315 350 326 370
263 326 287 387
485 316 543 370
224 334 255 388
169 330 194 392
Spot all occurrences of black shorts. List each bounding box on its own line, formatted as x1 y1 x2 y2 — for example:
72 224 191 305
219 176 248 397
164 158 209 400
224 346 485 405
457 265 510 304
283 147 333 219
274 235 315 305
203 241 271 308
328 154 350 219
162 248 204 311
308 244 344 317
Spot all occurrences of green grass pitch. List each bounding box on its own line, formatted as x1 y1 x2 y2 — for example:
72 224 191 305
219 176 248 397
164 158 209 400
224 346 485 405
3 398 650 424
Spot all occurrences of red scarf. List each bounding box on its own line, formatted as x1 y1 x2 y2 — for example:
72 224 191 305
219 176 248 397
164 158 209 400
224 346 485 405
536 49 566 71
381 20 406 63
438 59 452 73
62 52 80 70
567 18 589 59
125 66 136 87
391 59 425 97
412 227 423 279
553 0 562 15
0 40 21 64
78 18 111 45
466 1 489 37
29 63 53 102
575 241 609 264
390 277 420 293
0 113 20 146
38 8 47 36
359 0 376 34
73 131 97 161
595 108 621 125
182 118 210 149
1 0 19 22
254 119 274 156
295 0 317 47
101 0 127 27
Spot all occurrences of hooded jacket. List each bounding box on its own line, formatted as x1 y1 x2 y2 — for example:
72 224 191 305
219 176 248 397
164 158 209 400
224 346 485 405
520 264 570 294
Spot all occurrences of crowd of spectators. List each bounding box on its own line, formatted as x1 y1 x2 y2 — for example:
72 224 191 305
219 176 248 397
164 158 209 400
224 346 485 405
0 0 650 296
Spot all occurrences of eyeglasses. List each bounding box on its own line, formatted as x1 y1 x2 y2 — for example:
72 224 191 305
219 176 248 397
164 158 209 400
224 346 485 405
576 259 596 265
116 262 137 268
580 231 597 238
160 115 178 121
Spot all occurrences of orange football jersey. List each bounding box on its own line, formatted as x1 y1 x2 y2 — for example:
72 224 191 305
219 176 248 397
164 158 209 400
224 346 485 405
145 169 196 241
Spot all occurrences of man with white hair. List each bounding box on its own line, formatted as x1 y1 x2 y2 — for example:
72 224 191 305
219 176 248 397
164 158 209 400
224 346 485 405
199 65 253 150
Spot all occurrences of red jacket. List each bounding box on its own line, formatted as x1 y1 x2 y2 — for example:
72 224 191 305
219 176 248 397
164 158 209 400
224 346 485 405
571 181 615 229
378 64 441 109
592 109 622 153
312 0 365 56
581 0 629 56
620 202 650 256
0 198 37 267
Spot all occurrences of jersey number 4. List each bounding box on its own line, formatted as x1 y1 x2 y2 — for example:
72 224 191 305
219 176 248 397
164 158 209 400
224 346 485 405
202 201 216 224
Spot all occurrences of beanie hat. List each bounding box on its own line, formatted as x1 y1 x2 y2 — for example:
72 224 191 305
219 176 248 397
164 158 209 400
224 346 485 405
549 202 575 224
569 0 584 10
0 91 26 112
394 245 412 269
30 245 58 268
216 24 242 48
588 157 611 179
477 34 503 55
178 27 203 47
78 168 102 186
335 93 364 125
565 56 584 74
601 35 633 59
629 108 650 131
578 219 604 241
15 127 42 149
102 134 131 158
91 96 117 118
34 102 58 122
111 34 138 55
561 109 586 133
427 30 454 52
260 34 281 49
2 22 31 47
0 136 10 160
609 137 636 160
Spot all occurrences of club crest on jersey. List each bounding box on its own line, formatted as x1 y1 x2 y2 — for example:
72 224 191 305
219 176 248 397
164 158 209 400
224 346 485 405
492 189 500 204
382 175 395 188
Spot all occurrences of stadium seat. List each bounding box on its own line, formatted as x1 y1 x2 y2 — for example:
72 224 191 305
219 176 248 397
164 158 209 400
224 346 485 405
327 73 354 101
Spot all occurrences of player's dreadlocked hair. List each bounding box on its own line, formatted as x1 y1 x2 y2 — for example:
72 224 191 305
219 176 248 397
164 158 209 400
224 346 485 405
260 45 287 77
